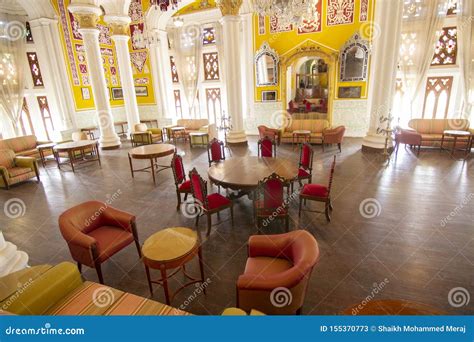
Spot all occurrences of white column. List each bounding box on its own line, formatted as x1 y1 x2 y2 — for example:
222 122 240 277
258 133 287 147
0 231 28 277
28 18 76 131
80 29 121 148
112 35 141 135
148 30 176 120
220 15 247 144
362 0 403 151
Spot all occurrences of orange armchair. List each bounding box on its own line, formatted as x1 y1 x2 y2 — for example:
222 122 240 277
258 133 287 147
395 129 422 156
322 126 345 152
258 125 281 145
237 230 319 315
58 201 141 284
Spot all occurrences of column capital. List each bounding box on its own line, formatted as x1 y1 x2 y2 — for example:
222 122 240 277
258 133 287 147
216 0 242 16
103 15 131 36
68 4 101 29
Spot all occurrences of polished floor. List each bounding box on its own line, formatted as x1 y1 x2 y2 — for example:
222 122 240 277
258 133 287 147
1 137 473 315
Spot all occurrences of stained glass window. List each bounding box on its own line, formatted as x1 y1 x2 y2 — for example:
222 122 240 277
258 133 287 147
446 0 458 15
432 27 457 66
202 27 216 45
170 56 179 83
203 52 219 81
25 22 33 43
27 52 44 87
422 76 453 119
174 89 182 117
37 96 54 140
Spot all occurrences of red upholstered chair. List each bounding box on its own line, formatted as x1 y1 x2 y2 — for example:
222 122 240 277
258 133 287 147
288 100 297 114
58 201 141 284
299 155 336 222
171 152 191 210
395 129 422 156
236 230 320 315
254 173 290 232
297 142 314 187
258 125 281 145
189 168 234 236
258 136 276 158
207 138 225 167
304 100 311 113
322 126 345 152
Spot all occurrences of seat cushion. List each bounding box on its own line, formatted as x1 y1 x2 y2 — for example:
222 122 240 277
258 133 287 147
178 180 192 192
8 167 33 178
301 183 329 198
244 256 293 276
206 193 231 210
87 226 134 262
298 168 310 178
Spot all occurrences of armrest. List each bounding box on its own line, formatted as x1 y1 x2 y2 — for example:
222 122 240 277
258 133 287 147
237 268 303 290
14 156 37 169
102 206 136 232
0 166 10 181
63 230 96 249
36 140 52 146
131 131 150 136
322 127 340 136
147 128 162 135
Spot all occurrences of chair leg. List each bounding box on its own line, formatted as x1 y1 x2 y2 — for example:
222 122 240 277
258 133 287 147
338 143 341 152
285 215 289 232
195 213 200 227
77 262 82 273
417 145 421 156
325 202 331 222
176 191 181 211
298 197 302 217
134 238 142 258
230 205 234 226
94 261 104 284
329 198 333 211
206 214 212 237
184 193 188 201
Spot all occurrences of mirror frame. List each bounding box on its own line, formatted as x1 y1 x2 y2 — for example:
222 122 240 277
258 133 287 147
339 33 370 82
255 42 279 87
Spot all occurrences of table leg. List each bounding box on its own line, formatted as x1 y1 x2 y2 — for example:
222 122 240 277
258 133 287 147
39 149 45 168
96 144 101 167
160 267 171 305
128 154 134 178
151 158 156 185
451 136 457 156
198 247 206 294
68 151 75 173
54 150 61 170
145 265 153 296
440 134 445 151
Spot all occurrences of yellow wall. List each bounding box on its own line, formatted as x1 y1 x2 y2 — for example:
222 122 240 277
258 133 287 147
52 0 156 111
253 0 375 102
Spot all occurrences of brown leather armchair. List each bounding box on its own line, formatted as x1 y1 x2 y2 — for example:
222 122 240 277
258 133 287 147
258 125 281 145
237 230 319 315
58 201 141 284
322 126 345 152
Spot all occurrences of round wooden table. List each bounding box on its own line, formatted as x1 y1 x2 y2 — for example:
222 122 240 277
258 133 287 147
440 130 472 158
128 143 175 185
171 126 186 143
292 130 311 146
37 142 56 167
342 299 445 315
142 227 205 305
53 140 100 172
208 156 299 198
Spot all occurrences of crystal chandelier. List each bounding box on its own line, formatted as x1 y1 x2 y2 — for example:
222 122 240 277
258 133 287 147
252 0 319 28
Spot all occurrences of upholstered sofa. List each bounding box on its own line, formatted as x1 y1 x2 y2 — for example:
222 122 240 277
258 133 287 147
0 262 189 316
168 119 216 144
0 149 40 190
281 119 330 144
407 119 471 147
0 135 51 159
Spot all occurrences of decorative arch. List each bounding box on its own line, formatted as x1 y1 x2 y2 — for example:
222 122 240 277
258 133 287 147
280 40 338 124
144 0 195 31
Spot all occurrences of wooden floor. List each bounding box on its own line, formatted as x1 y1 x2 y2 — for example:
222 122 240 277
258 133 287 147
1 137 473 315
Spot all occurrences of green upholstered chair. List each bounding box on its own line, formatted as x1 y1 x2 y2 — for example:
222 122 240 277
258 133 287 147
130 123 163 147
0 149 40 190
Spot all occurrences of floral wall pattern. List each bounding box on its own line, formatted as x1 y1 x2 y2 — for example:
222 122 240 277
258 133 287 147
327 0 355 26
